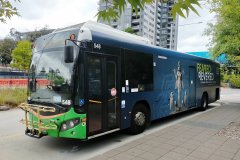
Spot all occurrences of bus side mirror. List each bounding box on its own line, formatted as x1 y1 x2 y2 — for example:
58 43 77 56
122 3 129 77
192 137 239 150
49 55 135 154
64 46 74 63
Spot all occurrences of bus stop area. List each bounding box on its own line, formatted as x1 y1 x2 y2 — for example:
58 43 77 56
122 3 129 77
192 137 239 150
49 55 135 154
1 88 240 160
89 88 240 160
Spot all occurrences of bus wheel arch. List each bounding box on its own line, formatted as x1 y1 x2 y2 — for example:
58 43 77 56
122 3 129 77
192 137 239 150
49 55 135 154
200 92 208 111
130 101 151 135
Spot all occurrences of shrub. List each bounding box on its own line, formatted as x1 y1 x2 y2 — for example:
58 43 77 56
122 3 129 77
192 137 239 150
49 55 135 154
222 74 231 83
0 88 27 107
229 75 240 88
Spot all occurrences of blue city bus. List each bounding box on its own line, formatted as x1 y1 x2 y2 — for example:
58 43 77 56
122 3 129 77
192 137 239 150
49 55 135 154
19 21 220 139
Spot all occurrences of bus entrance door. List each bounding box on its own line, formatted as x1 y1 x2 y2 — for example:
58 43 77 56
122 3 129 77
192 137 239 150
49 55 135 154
86 53 120 136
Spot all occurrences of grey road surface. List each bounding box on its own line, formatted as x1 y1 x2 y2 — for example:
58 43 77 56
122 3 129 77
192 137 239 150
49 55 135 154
0 88 237 160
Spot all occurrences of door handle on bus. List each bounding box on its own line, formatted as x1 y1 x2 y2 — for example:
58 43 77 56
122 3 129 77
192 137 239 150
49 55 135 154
89 100 102 104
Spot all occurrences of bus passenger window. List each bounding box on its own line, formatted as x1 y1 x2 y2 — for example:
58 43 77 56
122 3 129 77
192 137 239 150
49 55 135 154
125 50 153 92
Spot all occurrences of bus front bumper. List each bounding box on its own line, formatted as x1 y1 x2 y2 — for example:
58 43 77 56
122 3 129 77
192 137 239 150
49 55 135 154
19 103 87 139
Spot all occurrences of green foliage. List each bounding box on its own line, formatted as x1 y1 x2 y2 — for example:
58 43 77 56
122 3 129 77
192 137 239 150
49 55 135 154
205 0 240 63
221 73 240 88
97 0 201 23
171 0 201 19
0 88 27 107
124 27 136 34
53 75 65 86
222 74 230 83
229 75 240 88
48 69 65 86
0 0 20 23
0 38 16 65
11 40 32 71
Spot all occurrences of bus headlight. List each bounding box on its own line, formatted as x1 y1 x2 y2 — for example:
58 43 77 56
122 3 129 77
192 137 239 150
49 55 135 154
60 118 80 131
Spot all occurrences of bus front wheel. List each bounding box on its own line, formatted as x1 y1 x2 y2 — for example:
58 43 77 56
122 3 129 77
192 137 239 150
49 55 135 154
200 93 208 111
130 103 148 135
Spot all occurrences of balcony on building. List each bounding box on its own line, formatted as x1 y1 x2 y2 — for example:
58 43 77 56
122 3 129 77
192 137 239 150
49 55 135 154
161 36 167 41
132 25 140 31
132 12 141 17
161 30 168 35
161 3 168 8
111 21 117 25
132 14 140 19
161 19 167 23
132 19 140 24
162 14 168 18
166 35 171 41
160 43 167 48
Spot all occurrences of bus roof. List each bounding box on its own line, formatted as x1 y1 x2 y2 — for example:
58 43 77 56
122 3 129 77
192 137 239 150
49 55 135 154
37 21 219 65
82 21 151 45
80 21 218 65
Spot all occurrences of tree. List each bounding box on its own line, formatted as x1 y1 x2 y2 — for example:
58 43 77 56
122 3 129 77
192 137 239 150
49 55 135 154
1 0 202 24
124 27 136 34
204 0 240 67
0 0 20 23
26 25 53 42
0 38 16 65
10 28 22 41
9 26 53 42
11 40 32 71
97 0 201 22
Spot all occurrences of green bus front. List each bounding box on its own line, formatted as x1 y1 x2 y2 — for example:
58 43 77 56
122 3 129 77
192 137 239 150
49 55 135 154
20 28 88 139
22 27 120 139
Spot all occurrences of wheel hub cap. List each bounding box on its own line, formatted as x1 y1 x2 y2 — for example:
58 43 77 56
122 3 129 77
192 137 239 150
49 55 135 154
134 112 146 126
203 98 207 108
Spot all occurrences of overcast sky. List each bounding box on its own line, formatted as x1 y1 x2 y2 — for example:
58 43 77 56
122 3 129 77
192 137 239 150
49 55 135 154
177 2 215 52
0 0 215 52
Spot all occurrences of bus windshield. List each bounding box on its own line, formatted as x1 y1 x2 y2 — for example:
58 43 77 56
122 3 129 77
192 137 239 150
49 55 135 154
28 29 79 106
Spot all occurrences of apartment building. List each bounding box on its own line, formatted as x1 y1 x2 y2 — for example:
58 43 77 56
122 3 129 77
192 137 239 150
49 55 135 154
98 0 178 50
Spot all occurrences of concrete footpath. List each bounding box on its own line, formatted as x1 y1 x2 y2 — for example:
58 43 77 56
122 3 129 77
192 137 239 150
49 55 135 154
90 89 240 160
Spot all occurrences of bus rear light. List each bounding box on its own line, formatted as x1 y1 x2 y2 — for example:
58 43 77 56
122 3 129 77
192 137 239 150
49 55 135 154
60 118 80 131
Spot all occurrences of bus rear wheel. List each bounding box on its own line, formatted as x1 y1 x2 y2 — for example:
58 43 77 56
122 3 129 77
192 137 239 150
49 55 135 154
130 103 148 135
200 93 208 111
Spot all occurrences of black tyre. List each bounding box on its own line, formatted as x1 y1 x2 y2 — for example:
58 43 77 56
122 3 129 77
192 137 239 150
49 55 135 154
200 93 208 111
130 103 149 135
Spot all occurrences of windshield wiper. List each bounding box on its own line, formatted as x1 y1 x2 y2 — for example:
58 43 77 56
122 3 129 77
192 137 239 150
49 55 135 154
51 103 67 112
